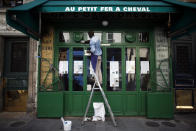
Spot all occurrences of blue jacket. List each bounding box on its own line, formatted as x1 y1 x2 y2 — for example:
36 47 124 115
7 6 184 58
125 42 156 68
90 36 102 56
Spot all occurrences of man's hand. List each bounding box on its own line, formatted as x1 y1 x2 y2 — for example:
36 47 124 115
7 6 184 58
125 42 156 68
84 50 91 56
80 40 90 44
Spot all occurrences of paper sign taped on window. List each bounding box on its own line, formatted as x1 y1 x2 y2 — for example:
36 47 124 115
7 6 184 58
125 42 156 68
140 61 149 74
113 33 122 43
126 61 135 74
110 61 119 87
63 32 70 43
59 61 68 74
74 61 83 74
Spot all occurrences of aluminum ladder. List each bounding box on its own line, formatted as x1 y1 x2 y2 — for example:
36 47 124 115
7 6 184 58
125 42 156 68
81 69 117 127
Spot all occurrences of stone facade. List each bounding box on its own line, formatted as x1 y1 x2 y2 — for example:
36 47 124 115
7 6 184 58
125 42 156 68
0 0 38 112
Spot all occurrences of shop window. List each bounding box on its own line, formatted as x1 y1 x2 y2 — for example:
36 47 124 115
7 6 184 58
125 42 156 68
73 48 84 91
107 48 122 91
11 42 27 72
126 48 136 91
176 45 192 74
106 32 122 43
86 48 103 91
59 32 70 43
138 32 149 43
140 48 150 91
58 48 69 91
0 0 23 8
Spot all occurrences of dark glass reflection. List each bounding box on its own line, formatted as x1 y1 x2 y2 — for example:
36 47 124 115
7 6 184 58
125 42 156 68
126 48 136 91
139 32 149 43
73 48 83 91
140 48 150 91
59 48 69 91
107 48 122 91
11 42 27 72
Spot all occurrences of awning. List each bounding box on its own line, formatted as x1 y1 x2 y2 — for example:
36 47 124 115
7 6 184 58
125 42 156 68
163 0 196 9
6 0 48 40
40 1 176 13
6 0 178 40
162 0 196 37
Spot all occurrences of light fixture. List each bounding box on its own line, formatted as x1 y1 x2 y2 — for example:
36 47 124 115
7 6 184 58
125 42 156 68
102 20 109 27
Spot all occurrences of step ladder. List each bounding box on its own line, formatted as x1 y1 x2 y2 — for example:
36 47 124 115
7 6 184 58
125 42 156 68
81 69 117 127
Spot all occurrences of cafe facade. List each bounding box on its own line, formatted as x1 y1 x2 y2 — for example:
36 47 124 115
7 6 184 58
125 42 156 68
5 0 196 118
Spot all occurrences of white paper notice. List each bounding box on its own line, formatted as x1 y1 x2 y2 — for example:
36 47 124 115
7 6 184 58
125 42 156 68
59 61 68 74
87 84 92 91
74 61 83 74
110 61 119 87
63 32 70 42
141 61 149 74
113 33 122 43
126 61 135 74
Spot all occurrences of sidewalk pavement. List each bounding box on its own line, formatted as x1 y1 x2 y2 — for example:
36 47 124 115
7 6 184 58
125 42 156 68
0 112 196 131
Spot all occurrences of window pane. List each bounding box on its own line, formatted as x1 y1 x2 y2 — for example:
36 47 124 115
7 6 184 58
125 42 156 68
140 48 150 91
138 32 149 43
107 48 122 91
59 32 70 43
126 48 136 91
73 48 83 91
58 48 69 91
11 42 27 72
106 32 122 43
176 46 192 74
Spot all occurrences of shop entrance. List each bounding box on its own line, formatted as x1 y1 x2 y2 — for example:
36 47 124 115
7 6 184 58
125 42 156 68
54 31 153 116
3 38 29 111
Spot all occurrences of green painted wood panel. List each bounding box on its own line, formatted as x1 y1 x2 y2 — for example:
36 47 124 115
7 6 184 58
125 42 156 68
71 94 84 116
138 92 147 116
125 93 138 115
37 92 63 117
147 92 174 118
107 94 124 115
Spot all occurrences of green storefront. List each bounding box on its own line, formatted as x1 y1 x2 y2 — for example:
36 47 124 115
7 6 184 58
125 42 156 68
8 0 194 118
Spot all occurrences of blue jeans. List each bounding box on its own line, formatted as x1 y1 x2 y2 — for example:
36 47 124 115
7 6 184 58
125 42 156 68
91 54 98 72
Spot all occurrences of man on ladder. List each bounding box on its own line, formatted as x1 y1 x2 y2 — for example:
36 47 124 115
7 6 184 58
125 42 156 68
81 31 117 126
81 31 102 84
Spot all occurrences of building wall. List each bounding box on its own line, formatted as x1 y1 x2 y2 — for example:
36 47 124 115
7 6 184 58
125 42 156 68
0 0 38 112
0 36 4 111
